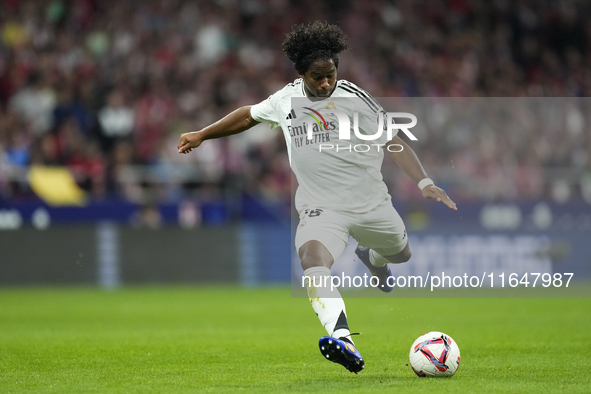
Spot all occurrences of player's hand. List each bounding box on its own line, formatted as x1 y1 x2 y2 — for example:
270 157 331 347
422 185 457 210
177 131 203 154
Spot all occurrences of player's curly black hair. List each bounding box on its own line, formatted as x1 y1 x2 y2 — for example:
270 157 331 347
281 21 349 75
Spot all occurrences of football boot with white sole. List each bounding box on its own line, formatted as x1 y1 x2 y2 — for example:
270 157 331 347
319 336 365 373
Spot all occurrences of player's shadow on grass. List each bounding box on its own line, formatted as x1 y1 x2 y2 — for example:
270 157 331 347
291 373 449 390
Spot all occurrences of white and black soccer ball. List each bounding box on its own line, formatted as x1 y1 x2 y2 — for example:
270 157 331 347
409 331 461 377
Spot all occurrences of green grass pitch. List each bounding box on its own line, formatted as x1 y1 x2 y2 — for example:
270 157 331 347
0 286 590 393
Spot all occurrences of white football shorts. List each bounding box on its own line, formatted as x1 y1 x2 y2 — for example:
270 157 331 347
294 198 408 262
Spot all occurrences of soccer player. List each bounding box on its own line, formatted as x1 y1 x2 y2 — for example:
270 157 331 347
178 21 457 373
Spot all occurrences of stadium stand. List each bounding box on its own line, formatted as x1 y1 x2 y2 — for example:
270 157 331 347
1 0 590 212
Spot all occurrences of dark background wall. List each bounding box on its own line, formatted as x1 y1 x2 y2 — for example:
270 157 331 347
0 225 241 285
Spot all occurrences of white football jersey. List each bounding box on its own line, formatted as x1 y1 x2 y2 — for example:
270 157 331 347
251 79 396 214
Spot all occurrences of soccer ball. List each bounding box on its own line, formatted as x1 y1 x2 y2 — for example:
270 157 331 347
409 331 461 377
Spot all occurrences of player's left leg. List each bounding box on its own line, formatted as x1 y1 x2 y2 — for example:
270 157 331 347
352 200 410 292
367 238 412 265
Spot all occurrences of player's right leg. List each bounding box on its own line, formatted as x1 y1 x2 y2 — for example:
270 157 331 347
296 209 364 373
299 240 365 373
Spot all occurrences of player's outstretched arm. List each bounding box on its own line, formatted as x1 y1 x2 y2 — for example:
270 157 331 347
178 106 260 154
386 136 457 211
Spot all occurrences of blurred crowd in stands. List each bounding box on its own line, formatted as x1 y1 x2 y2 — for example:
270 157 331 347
1 0 591 210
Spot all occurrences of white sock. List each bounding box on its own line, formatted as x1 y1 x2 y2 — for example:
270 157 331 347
303 266 353 344
369 249 389 267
